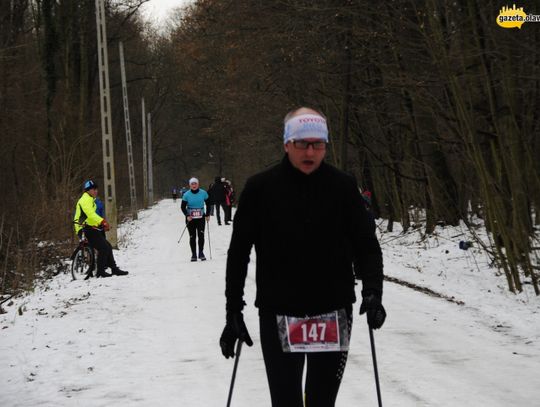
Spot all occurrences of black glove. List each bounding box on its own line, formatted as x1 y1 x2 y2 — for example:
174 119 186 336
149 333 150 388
360 292 386 329
219 312 253 358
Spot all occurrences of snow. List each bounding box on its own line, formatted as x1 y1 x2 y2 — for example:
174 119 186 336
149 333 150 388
1 199 539 406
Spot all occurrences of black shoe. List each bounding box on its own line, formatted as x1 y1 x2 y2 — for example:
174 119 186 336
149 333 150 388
96 271 112 278
218 222 222 226
199 251 206 261
225 222 231 225
191 255 197 262
111 268 129 276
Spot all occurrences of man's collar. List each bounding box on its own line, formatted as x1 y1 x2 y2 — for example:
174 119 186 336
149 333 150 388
282 154 325 178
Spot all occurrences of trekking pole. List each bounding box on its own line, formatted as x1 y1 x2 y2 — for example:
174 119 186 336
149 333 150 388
368 327 383 407
226 340 243 407
207 219 213 259
177 224 188 244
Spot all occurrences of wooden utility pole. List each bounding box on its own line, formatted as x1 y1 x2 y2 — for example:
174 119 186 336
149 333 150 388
119 41 137 219
141 98 148 208
95 0 118 246
147 112 154 204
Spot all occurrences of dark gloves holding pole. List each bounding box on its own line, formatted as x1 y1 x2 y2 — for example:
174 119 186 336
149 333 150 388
360 291 386 329
100 219 110 231
220 312 253 358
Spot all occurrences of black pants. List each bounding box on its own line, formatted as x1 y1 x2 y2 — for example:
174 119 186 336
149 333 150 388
225 204 232 223
187 218 205 255
84 228 117 273
214 201 228 224
259 309 352 407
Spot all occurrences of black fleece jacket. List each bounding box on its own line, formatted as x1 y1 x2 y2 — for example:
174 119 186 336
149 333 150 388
225 155 383 316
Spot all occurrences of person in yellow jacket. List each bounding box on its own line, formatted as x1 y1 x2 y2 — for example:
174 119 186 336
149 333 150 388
74 180 128 278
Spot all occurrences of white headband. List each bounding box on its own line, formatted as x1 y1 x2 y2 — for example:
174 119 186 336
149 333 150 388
283 114 328 144
189 177 199 184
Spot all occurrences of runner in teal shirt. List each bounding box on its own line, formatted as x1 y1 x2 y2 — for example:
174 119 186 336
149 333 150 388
181 177 210 261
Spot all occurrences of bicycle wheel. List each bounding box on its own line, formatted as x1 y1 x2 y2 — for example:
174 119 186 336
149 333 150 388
71 245 95 280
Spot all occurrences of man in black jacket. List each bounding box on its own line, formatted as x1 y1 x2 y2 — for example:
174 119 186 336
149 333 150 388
219 107 386 407
208 176 229 225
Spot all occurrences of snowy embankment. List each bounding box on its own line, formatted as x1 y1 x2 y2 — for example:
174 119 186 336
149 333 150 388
1 200 539 406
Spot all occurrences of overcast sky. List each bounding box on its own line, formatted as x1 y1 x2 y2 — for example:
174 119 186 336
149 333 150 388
140 0 194 28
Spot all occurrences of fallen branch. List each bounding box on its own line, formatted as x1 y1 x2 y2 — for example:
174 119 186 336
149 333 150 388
385 275 465 305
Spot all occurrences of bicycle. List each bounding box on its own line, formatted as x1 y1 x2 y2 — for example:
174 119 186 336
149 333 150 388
70 229 95 280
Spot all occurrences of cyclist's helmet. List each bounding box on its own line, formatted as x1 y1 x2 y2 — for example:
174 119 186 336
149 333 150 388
83 180 97 191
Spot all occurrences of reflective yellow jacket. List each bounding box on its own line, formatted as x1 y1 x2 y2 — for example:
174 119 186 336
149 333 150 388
73 192 104 234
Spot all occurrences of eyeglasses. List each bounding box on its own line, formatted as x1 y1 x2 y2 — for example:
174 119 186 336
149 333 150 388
291 140 327 150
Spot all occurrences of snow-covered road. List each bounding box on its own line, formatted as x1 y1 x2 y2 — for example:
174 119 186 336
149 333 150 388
1 200 539 406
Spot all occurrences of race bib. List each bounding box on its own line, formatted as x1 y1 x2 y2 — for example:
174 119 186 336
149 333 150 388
189 208 203 219
276 309 349 353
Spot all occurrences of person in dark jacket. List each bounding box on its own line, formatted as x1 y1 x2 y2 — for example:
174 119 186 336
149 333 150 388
223 179 234 224
207 176 229 225
361 189 376 226
219 107 386 407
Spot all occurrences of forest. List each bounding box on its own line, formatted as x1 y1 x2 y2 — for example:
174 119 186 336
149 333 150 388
1 0 539 296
